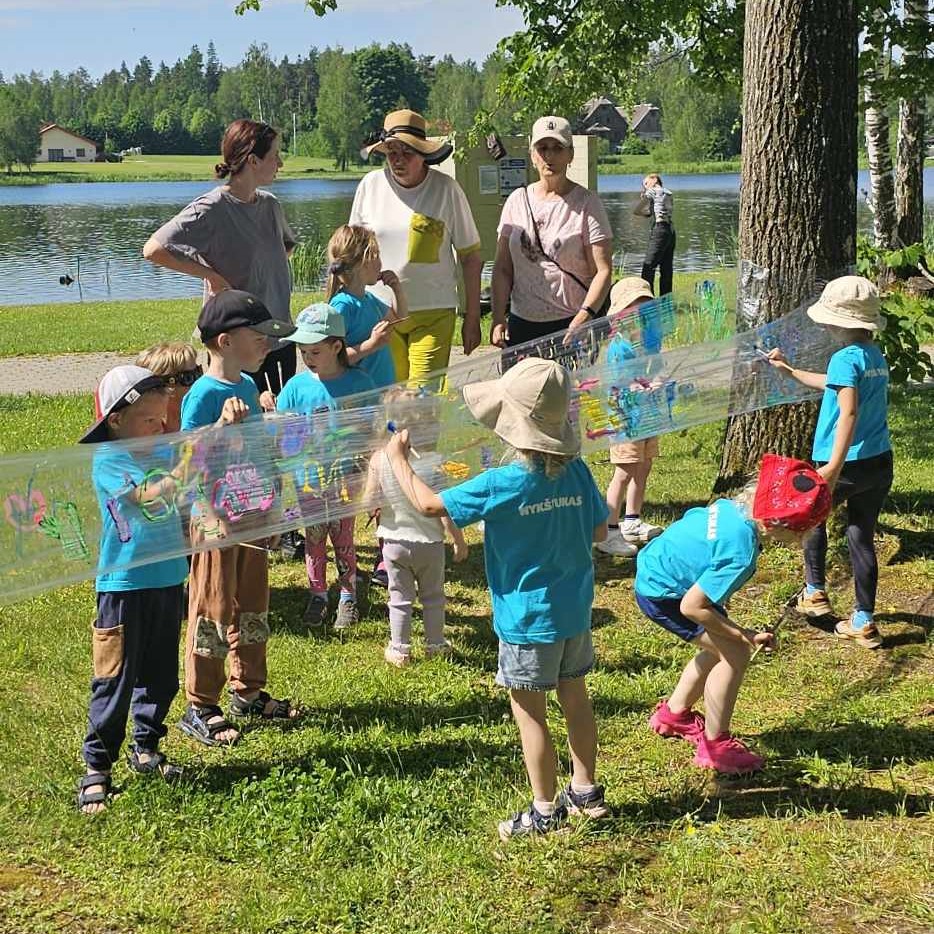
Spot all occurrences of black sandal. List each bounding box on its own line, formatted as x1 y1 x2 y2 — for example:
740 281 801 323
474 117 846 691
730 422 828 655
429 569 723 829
76 771 112 813
229 690 298 721
178 703 241 747
127 747 184 782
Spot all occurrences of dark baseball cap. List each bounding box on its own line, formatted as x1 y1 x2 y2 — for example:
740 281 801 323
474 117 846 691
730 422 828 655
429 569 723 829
197 290 297 343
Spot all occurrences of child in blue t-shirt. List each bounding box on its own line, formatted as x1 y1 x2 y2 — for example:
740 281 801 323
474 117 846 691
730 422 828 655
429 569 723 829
635 455 831 774
277 303 376 630
384 357 610 841
324 223 407 389
75 365 189 813
768 276 892 649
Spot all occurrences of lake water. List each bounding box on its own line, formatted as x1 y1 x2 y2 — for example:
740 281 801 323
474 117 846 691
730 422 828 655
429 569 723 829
0 169 930 306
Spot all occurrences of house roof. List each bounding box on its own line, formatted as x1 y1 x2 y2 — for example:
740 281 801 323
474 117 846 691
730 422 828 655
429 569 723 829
630 104 659 131
39 124 99 148
581 96 616 120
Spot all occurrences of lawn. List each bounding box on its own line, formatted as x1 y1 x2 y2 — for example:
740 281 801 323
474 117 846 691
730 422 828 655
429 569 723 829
0 154 367 185
0 386 930 934
0 271 734 358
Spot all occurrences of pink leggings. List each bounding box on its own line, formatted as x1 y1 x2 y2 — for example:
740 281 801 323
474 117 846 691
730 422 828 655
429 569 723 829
305 517 357 596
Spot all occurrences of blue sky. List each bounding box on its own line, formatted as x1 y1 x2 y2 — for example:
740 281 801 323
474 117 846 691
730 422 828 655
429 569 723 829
0 0 526 78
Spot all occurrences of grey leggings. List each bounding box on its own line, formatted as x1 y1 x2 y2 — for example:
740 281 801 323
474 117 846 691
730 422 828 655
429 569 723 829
382 540 447 650
803 450 893 612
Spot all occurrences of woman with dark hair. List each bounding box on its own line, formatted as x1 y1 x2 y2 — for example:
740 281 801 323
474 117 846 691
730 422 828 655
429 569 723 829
143 119 299 393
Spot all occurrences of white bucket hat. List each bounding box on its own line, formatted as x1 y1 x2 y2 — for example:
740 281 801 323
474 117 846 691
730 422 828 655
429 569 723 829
463 357 580 456
806 276 882 331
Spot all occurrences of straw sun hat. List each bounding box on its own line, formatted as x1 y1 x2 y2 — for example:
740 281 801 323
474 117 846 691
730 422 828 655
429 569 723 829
463 357 580 457
361 109 453 165
806 275 882 331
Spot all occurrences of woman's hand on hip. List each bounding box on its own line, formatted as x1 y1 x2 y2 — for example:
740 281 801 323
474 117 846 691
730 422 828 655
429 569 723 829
461 316 482 356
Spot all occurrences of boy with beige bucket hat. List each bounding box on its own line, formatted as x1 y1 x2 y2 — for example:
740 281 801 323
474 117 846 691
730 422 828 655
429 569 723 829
385 357 611 840
768 275 893 649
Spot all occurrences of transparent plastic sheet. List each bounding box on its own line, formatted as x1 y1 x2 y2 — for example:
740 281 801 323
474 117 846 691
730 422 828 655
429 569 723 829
0 284 844 604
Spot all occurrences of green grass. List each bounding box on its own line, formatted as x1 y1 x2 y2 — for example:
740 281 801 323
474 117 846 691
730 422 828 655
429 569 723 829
0 387 930 933
0 154 368 186
598 156 742 175
0 271 733 358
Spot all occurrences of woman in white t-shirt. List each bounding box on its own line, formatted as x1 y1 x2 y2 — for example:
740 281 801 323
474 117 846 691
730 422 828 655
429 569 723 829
490 116 613 349
351 109 483 388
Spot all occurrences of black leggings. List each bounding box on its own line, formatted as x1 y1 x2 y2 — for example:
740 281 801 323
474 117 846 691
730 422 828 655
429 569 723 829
245 344 297 395
803 451 893 612
641 220 676 296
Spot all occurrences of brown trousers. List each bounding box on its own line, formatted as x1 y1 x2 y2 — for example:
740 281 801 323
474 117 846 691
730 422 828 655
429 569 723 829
185 524 270 706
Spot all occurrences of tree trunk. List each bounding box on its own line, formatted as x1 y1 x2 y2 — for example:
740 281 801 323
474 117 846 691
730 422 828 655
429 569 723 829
715 0 858 493
864 5 897 250
895 0 928 247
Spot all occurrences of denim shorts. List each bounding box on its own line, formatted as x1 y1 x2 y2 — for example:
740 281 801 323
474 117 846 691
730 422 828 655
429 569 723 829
635 592 720 643
496 629 594 691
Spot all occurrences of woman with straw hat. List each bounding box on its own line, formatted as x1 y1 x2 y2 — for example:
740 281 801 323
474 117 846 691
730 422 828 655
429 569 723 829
350 109 483 387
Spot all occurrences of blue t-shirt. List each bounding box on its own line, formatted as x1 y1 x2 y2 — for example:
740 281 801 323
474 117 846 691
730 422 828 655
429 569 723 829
180 374 261 429
92 448 188 592
277 368 377 415
329 290 397 389
812 342 890 462
635 499 759 605
440 459 608 644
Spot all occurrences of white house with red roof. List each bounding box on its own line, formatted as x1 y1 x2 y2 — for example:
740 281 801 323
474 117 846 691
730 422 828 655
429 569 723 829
37 124 98 163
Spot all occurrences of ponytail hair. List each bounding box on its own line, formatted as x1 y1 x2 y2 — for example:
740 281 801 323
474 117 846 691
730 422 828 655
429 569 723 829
215 119 279 179
324 224 381 300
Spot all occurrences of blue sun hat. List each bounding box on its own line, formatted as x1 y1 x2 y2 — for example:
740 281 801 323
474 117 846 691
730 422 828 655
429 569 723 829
284 302 347 344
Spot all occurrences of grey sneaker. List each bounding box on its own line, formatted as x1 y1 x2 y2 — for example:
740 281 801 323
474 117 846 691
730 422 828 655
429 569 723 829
425 639 453 659
498 803 568 842
594 529 638 557
558 783 609 819
621 521 663 545
303 593 328 629
333 599 358 630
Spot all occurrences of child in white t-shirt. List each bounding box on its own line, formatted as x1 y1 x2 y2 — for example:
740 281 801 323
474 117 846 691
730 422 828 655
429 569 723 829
363 389 467 666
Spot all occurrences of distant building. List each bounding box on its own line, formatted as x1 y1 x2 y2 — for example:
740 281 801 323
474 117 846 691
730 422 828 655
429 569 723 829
629 104 663 144
36 124 98 163
576 98 629 152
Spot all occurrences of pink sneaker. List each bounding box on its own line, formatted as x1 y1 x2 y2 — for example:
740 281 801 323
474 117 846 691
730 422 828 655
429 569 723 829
694 733 764 774
649 700 706 745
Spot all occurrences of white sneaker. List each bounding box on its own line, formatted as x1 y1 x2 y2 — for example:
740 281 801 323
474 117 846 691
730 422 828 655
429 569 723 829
384 644 411 667
622 521 663 545
425 640 452 659
594 529 638 557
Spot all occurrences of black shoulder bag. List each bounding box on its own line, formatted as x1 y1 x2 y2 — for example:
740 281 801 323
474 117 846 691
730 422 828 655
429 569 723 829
522 185 610 317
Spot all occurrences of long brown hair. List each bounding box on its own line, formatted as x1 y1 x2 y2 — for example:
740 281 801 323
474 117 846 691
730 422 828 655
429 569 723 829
215 119 278 179
324 225 380 300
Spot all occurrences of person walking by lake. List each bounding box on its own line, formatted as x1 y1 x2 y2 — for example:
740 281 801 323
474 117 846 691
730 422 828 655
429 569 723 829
637 173 675 297
142 119 298 394
490 116 613 349
351 109 483 387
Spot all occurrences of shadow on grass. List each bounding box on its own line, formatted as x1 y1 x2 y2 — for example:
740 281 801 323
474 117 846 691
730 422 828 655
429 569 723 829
877 521 934 565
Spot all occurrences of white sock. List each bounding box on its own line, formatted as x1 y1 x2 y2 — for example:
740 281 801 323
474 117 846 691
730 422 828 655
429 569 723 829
571 781 597 795
533 798 555 816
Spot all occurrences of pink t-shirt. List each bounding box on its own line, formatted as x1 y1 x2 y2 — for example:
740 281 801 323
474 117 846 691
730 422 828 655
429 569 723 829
497 183 612 323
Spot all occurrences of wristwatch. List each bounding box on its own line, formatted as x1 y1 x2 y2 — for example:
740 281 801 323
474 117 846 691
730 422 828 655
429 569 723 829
580 305 597 318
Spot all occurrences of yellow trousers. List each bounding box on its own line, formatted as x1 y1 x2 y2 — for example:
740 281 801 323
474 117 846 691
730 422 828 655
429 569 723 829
388 308 457 390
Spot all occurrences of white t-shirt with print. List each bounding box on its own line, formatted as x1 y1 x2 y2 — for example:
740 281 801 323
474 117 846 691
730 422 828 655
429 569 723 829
349 167 481 312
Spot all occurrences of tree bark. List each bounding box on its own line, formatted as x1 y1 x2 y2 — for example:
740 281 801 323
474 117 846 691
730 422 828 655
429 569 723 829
715 0 858 493
895 0 928 247
864 5 897 250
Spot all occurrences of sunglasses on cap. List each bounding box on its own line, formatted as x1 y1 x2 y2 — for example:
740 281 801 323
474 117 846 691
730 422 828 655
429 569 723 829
164 366 202 388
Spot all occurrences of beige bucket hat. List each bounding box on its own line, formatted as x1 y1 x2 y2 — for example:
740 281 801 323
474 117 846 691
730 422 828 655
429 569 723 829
463 357 580 456
361 109 453 165
806 275 882 331
608 277 654 316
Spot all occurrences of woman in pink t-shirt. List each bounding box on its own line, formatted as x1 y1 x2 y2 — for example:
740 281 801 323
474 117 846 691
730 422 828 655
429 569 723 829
490 116 614 349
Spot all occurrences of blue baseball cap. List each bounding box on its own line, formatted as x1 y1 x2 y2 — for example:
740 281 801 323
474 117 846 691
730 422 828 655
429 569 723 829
284 303 346 344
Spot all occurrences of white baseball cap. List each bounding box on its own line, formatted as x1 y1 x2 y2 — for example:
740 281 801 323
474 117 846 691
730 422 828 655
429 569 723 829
530 116 573 149
79 365 165 443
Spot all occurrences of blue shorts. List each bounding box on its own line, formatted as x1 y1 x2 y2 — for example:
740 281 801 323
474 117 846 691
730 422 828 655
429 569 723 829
635 592 719 643
496 630 594 691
